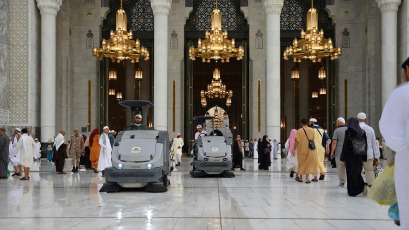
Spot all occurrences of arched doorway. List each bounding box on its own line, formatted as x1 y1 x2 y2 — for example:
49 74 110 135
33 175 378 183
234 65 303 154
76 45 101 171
99 0 154 132
184 0 249 152
280 0 336 140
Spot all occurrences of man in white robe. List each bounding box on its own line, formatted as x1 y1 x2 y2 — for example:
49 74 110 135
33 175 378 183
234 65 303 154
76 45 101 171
379 57 409 229
33 138 41 161
14 128 35 180
171 133 184 166
98 126 112 172
271 138 279 160
10 128 22 176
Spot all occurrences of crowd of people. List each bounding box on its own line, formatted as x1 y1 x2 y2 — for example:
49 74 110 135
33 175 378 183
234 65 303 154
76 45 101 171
0 113 152 179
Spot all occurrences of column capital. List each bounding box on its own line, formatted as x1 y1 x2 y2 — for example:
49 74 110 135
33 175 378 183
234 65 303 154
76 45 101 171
376 0 401 13
36 0 62 16
150 0 172 15
263 0 284 15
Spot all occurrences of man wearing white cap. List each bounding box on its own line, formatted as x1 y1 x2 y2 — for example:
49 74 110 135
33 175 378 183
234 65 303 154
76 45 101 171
127 114 150 130
357 112 380 187
309 118 330 181
331 117 348 187
379 56 409 228
98 126 112 172
194 125 207 157
171 133 184 166
10 128 22 176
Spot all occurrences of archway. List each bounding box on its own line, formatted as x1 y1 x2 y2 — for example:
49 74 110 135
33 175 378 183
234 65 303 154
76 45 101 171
99 0 154 132
184 0 249 152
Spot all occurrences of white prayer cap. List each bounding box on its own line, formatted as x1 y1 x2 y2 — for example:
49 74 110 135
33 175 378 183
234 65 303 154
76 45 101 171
34 138 39 141
357 112 367 120
135 114 142 119
337 117 346 124
110 130 115 133
103 126 109 130
15 128 21 132
309 118 318 123
197 125 202 129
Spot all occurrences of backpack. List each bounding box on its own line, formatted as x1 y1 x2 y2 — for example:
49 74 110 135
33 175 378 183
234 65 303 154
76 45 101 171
351 134 367 156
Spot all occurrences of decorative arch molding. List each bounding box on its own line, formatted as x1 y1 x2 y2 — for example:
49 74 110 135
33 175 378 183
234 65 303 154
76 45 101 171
185 0 249 39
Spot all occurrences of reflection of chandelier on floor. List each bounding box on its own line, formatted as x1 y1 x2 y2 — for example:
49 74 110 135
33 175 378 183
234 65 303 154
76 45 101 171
92 0 149 63
200 68 233 107
189 0 244 63
283 0 342 63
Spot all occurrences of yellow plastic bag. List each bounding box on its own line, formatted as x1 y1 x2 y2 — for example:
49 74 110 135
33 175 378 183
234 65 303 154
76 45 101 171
368 165 397 206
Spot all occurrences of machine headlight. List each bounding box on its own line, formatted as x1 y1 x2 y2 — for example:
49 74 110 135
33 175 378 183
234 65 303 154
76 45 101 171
204 158 209 162
147 163 154 169
117 163 124 169
223 158 228 162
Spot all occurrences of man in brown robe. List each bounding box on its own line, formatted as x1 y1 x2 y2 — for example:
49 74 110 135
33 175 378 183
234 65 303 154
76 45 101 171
294 119 319 183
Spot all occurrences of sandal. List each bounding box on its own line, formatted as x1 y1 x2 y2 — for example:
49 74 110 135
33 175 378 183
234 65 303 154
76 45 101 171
298 179 303 183
20 177 29 180
311 179 319 182
305 180 311 184
295 176 299 181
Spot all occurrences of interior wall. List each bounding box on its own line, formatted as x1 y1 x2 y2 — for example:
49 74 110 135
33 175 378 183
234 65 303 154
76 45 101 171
248 0 266 140
327 0 364 124
64 0 107 135
168 0 187 138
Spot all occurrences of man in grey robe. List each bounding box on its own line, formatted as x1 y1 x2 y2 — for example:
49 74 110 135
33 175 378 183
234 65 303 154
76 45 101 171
0 128 10 179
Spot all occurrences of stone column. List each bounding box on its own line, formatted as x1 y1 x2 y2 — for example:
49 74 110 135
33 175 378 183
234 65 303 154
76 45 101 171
151 0 171 131
263 0 283 141
0 0 10 126
377 0 401 107
36 0 62 141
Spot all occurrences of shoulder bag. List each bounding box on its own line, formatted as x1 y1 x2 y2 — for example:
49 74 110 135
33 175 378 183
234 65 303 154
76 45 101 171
303 128 316 150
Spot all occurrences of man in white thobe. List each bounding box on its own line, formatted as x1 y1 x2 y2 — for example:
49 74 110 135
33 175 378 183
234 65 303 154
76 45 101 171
14 128 35 180
98 126 112 172
357 112 380 187
33 138 41 161
271 138 279 160
171 133 184 166
10 128 22 176
379 57 409 229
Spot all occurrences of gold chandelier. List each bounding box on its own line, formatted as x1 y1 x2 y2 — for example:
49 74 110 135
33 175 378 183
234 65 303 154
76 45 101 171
283 0 342 63
200 68 233 107
92 0 149 63
189 0 244 63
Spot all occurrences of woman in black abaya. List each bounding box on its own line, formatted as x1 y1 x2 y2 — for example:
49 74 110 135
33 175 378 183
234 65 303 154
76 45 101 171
340 117 367 196
258 135 271 170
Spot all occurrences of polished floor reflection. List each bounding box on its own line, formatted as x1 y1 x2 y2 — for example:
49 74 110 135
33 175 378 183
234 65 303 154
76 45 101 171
0 158 397 230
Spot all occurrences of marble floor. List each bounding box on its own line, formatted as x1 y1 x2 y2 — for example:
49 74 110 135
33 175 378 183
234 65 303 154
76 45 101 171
0 157 398 230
